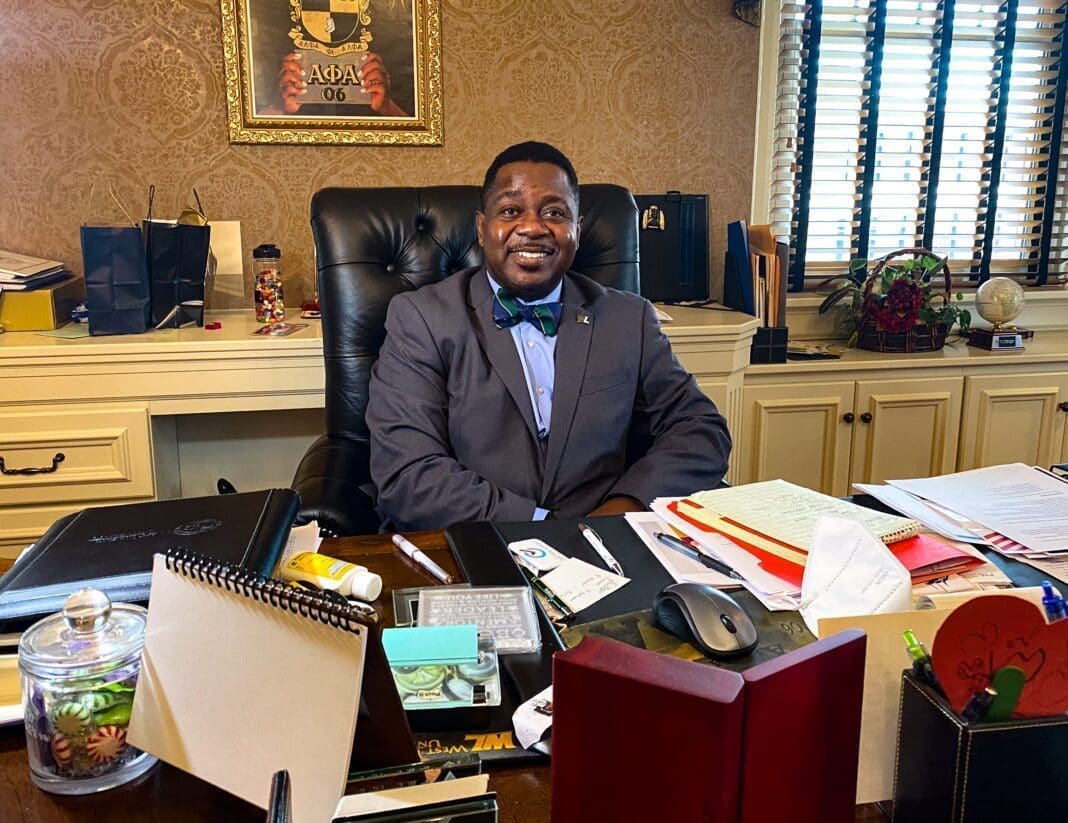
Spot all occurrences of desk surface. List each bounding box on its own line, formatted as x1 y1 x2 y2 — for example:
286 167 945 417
0 532 889 822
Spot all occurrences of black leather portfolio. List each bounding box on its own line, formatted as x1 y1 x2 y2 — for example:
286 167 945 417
0 488 299 628
634 192 710 303
893 670 1068 822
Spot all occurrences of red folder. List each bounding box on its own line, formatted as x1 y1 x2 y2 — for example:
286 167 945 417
551 635 745 823
667 499 805 588
889 533 982 583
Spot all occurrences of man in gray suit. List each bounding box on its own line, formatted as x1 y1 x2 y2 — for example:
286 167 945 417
367 142 731 531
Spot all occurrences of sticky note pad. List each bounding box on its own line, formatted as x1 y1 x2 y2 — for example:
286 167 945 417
381 624 478 667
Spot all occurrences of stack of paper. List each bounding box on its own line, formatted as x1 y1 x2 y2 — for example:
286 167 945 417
876 463 1068 583
0 250 70 291
648 479 996 611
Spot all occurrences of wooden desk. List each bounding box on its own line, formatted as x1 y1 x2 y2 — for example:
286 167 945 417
0 533 888 822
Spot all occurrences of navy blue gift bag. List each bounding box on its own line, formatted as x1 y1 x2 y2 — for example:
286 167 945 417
144 220 210 329
80 224 152 336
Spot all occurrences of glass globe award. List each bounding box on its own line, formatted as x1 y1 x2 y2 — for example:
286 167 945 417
967 277 1031 351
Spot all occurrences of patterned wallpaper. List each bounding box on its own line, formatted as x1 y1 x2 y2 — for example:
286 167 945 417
0 0 758 308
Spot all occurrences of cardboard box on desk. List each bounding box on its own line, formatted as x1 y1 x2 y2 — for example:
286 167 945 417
819 587 1046 805
0 275 85 331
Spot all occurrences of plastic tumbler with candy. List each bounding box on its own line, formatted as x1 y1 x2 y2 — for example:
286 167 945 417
252 243 285 324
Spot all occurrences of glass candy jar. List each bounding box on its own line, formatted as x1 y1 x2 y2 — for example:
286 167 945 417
18 588 156 794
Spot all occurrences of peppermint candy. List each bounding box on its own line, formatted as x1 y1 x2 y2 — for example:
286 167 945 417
52 702 91 736
85 725 126 763
83 691 122 712
50 732 73 766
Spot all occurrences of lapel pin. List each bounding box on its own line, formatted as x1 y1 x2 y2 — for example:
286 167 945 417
576 313 590 325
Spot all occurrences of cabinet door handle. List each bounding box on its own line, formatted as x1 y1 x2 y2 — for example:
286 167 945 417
1059 402 1068 412
842 412 855 424
860 412 873 423
0 452 65 475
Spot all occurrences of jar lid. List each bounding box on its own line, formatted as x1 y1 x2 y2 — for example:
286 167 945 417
19 588 148 680
252 244 281 259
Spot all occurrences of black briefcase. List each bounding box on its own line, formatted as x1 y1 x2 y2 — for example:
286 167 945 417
634 192 709 302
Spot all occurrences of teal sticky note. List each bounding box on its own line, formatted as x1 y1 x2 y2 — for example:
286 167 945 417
381 624 478 667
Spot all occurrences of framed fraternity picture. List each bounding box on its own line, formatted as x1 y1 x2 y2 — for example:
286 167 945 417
220 0 442 145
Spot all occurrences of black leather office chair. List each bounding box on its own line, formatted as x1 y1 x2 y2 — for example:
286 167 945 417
291 184 641 536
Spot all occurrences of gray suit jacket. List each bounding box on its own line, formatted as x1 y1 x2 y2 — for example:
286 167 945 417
367 267 731 531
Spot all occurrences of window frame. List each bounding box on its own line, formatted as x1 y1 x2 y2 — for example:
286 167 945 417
750 0 1068 292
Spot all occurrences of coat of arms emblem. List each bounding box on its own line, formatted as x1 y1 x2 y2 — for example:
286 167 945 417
288 0 374 106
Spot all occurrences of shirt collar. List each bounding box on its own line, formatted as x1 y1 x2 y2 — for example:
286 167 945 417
486 272 563 306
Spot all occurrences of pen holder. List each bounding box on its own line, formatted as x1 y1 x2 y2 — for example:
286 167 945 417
892 670 1068 822
750 326 788 364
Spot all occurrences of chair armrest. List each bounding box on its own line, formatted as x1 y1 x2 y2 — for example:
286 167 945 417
291 434 381 536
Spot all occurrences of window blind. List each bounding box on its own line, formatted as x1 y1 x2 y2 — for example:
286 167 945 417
771 0 1068 290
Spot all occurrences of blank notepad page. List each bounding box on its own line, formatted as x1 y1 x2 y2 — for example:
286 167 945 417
129 553 367 823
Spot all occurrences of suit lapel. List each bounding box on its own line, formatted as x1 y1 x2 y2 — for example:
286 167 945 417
468 270 539 442
542 276 593 497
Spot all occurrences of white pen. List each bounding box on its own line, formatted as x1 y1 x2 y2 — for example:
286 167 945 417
391 533 455 585
578 522 624 575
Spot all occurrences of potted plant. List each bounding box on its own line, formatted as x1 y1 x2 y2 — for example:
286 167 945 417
818 247 971 352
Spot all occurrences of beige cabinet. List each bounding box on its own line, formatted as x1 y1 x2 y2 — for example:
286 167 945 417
958 372 1068 470
0 404 156 554
738 380 854 495
739 377 963 497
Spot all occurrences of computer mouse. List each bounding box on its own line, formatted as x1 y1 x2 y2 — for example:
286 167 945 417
652 582 758 659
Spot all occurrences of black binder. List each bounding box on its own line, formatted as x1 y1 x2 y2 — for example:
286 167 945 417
634 192 710 302
0 489 299 627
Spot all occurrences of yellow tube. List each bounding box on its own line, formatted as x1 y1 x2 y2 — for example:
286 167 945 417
278 551 383 602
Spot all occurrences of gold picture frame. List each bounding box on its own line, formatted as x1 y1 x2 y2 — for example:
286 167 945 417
220 0 442 145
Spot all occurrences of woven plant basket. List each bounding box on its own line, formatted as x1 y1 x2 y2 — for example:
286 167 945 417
855 247 951 354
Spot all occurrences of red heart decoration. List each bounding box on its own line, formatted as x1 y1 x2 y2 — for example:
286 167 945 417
931 595 1068 718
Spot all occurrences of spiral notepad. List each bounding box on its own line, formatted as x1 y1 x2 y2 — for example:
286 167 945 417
128 550 369 823
689 479 920 550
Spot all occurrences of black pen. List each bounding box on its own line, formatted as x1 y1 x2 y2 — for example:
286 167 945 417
519 565 575 621
653 531 745 581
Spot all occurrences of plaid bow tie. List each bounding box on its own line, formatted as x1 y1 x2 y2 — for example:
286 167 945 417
492 289 562 337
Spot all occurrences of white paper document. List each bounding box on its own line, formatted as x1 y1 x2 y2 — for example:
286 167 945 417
333 775 490 819
540 557 629 612
798 518 912 636
512 684 554 749
852 483 982 544
889 463 1068 554
649 499 802 612
623 512 739 589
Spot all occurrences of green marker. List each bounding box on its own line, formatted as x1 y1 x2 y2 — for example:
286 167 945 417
903 629 947 700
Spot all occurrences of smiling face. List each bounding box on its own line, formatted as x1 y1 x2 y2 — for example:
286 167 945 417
475 161 581 301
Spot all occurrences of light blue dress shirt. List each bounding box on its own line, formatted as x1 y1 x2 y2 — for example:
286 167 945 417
486 273 560 520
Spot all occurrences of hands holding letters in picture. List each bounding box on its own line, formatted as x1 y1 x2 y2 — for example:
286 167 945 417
276 51 407 116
